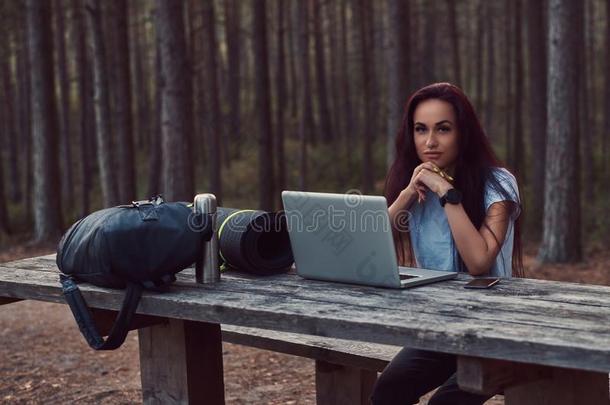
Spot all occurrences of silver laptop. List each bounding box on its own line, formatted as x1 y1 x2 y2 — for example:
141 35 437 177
281 190 458 289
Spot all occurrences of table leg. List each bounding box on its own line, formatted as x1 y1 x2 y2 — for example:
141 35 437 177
138 319 225 405
315 360 377 405
504 368 610 405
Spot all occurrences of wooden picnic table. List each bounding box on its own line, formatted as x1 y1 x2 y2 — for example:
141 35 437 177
1 254 610 404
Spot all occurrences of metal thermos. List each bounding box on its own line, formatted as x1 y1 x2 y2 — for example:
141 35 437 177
194 193 219 283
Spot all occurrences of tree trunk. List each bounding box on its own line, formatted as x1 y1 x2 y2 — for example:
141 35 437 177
27 0 63 242
386 0 410 168
16 17 31 215
0 127 8 233
484 1 495 136
475 0 484 115
526 0 547 236
275 0 287 208
411 1 424 90
252 0 274 210
504 0 513 165
54 0 74 209
209 5 230 172
112 0 135 202
20 11 34 224
581 0 594 201
225 0 241 160
147 38 163 199
287 2 298 124
1 32 22 204
423 2 436 84
358 0 373 194
202 0 223 203
133 5 149 151
313 0 333 144
513 0 525 184
605 0 610 176
538 0 582 263
155 0 194 202
340 0 354 172
295 0 312 189
328 0 342 144
131 4 142 149
446 0 461 86
86 0 119 207
190 1 206 176
0 53 10 233
367 1 379 142
464 1 474 95
73 0 92 216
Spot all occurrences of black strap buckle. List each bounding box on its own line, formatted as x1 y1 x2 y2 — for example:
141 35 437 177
132 195 164 208
132 200 153 208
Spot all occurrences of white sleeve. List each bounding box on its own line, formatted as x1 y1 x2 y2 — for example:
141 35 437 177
484 168 521 220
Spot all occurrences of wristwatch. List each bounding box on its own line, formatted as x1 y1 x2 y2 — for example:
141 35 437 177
439 188 462 207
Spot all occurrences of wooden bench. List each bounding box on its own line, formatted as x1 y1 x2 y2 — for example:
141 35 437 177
0 299 393 404
2 254 610 405
221 325 398 403
94 308 396 404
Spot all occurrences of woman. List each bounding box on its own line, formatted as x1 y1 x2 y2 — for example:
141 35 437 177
370 83 523 405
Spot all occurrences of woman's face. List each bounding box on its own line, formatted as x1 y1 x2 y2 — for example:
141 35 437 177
412 98 460 172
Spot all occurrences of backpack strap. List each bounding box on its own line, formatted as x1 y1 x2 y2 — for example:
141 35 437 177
60 274 143 350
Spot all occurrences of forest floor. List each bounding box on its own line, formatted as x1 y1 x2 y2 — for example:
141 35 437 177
1 241 609 404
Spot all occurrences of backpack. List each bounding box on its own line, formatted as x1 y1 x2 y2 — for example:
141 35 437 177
57 195 212 350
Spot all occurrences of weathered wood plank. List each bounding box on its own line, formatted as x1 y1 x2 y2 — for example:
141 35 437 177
169 276 610 335
457 355 552 395
29 258 610 336
503 368 610 405
0 264 600 332
139 319 225 405
18 255 610 317
17 260 610 333
5 264 609 348
222 325 395 372
15 266 610 343
315 360 377 405
22 255 610 307
3 258 610 373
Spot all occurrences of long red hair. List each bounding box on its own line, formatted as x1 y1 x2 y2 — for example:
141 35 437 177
384 83 524 278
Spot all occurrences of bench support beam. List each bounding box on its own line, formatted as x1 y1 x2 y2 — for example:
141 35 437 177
503 368 610 405
315 360 377 405
0 297 22 305
139 319 225 405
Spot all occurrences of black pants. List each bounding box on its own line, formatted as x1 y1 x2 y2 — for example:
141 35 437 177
370 347 495 405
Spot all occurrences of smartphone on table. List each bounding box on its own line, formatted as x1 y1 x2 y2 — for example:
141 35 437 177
463 277 500 289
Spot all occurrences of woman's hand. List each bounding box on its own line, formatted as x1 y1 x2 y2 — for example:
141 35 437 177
402 162 437 203
389 162 452 228
407 163 454 202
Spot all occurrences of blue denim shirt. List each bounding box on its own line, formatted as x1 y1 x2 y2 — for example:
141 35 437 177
407 167 520 278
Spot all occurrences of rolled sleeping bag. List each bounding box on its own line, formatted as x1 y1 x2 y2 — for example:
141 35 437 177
216 207 294 275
